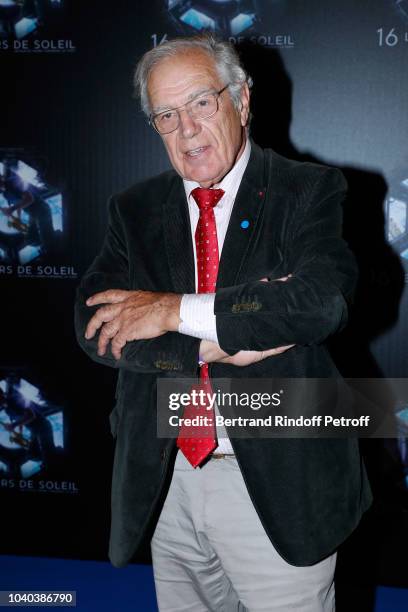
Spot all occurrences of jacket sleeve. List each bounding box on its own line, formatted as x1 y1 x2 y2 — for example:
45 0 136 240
214 168 358 353
74 196 200 375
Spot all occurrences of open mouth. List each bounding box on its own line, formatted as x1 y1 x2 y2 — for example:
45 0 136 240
185 146 209 158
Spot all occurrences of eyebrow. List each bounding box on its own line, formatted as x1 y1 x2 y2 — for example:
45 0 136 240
151 87 215 115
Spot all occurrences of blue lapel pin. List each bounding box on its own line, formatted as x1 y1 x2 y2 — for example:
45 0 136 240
240 219 250 229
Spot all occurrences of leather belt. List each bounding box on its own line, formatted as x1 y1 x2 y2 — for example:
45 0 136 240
211 453 235 459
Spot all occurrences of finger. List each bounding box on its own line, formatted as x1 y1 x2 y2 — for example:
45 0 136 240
263 344 295 357
85 307 115 340
97 320 120 356
86 289 129 307
85 303 121 339
111 333 128 360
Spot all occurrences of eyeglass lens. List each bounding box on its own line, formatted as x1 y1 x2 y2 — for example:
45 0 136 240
154 93 218 134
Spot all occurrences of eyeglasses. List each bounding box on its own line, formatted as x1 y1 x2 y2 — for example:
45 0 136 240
150 85 230 135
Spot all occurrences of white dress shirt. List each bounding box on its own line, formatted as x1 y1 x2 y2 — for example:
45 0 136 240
178 137 251 454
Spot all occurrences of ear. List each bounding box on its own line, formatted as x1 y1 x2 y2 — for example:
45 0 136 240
239 82 250 127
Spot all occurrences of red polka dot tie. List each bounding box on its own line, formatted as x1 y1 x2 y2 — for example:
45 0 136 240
176 187 225 468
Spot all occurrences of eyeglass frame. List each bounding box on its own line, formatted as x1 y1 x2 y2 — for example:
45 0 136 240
149 84 231 135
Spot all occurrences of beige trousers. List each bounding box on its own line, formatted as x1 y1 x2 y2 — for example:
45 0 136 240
151 451 336 612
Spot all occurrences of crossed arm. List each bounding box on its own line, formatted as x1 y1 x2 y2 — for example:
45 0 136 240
75 167 355 372
84 280 294 366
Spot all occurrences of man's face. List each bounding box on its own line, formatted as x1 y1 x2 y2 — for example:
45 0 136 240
147 50 250 187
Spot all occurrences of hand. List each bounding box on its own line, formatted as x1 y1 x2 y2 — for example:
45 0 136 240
219 344 295 366
199 340 295 367
85 289 182 360
199 340 230 363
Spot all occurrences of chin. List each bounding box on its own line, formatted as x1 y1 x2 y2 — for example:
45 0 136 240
187 167 222 185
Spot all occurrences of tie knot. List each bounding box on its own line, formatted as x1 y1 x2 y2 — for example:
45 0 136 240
191 187 224 211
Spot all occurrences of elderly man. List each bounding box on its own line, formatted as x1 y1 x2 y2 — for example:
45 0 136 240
75 34 372 611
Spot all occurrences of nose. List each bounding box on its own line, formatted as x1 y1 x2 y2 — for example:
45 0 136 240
178 108 200 139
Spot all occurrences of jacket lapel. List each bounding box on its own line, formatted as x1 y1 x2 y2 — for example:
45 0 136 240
163 175 196 293
216 141 267 289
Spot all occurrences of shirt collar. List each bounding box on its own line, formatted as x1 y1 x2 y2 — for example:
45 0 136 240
183 137 251 206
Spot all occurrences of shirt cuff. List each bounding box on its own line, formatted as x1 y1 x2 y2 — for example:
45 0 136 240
178 294 218 343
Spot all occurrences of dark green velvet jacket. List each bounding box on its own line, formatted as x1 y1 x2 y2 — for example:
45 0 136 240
75 142 372 568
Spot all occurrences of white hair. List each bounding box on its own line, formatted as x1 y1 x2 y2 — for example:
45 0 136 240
134 33 252 117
